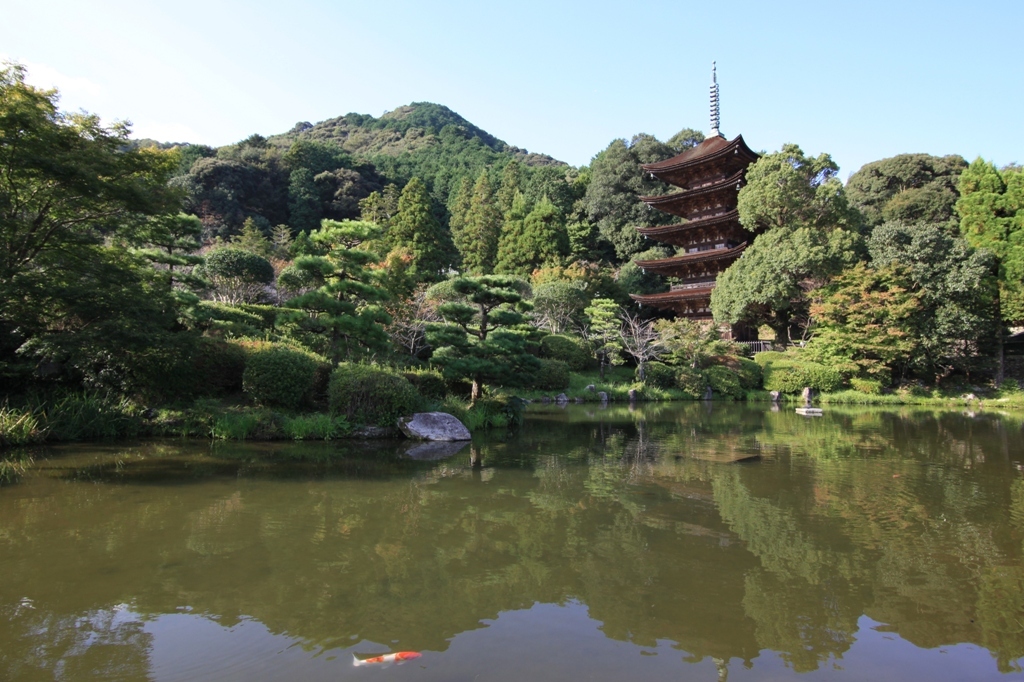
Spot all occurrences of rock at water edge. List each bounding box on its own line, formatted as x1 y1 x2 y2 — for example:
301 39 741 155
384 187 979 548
397 412 471 441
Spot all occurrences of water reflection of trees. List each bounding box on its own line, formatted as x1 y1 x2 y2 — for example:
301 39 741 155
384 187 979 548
1 405 1023 676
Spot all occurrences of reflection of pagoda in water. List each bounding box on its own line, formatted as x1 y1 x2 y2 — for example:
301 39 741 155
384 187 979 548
631 64 759 333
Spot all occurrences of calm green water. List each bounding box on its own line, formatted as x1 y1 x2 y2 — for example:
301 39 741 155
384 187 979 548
2 403 1024 681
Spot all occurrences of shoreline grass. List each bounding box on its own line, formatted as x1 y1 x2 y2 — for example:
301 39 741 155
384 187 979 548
5 372 1024 451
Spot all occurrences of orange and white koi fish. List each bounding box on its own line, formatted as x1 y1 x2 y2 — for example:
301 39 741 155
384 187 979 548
352 652 422 667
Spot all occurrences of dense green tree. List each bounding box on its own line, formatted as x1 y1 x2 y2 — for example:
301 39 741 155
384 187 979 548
388 177 452 281
458 171 502 274
288 167 322 233
0 62 184 391
277 220 391 362
531 280 590 333
711 227 861 344
655 319 734 370
617 246 673 296
846 153 967 228
583 134 678 261
666 128 704 153
283 138 352 175
736 144 858 234
809 221 995 383
426 275 539 400
0 63 178 293
955 159 1024 381
808 264 921 384
713 144 862 344
495 196 568 275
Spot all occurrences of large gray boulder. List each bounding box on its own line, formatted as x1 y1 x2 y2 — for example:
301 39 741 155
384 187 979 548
397 412 471 441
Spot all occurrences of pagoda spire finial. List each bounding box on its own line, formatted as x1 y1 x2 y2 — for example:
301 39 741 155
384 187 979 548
709 62 721 138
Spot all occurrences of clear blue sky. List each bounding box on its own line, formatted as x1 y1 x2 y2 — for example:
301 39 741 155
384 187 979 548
4 0 1021 177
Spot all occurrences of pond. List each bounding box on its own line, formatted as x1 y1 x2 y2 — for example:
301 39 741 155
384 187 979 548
2 403 1024 681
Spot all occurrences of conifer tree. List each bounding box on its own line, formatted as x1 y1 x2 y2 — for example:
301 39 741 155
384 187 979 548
497 160 522 216
230 217 273 258
447 176 473 263
388 177 451 282
956 160 1024 381
494 192 528 275
359 183 401 227
460 171 502 274
288 168 322 232
495 196 568 275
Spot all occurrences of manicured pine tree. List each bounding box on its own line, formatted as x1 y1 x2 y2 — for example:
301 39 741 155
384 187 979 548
277 219 391 363
135 212 206 293
388 177 450 282
584 298 622 380
426 275 540 401
459 171 502 275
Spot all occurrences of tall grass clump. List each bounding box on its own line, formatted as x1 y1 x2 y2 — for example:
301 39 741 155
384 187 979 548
283 414 350 440
440 397 524 431
27 391 144 441
0 403 46 448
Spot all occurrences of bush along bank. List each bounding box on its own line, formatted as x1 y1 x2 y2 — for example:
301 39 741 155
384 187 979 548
6 340 1023 452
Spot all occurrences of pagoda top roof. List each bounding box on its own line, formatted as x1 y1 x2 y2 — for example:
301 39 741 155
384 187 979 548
635 242 747 269
642 135 758 175
636 210 743 237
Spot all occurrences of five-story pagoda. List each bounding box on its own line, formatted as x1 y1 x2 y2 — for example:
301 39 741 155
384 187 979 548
630 64 759 327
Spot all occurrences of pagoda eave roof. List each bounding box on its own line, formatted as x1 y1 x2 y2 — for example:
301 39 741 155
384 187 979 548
639 169 746 207
636 210 743 237
631 287 715 304
636 242 747 270
642 134 759 174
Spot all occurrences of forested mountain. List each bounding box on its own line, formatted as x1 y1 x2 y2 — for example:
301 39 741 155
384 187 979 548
168 102 574 243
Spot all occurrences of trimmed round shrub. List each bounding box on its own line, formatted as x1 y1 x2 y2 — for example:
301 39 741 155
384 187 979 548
539 334 590 371
753 350 788 367
533 358 571 391
329 364 421 426
761 359 843 394
242 344 324 409
201 248 274 284
706 366 744 400
639 361 675 389
403 370 448 401
193 338 248 395
733 357 763 390
675 367 706 397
